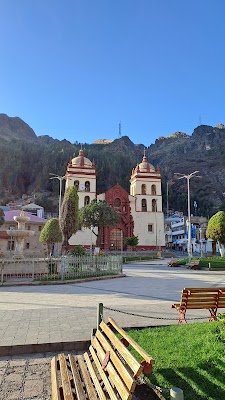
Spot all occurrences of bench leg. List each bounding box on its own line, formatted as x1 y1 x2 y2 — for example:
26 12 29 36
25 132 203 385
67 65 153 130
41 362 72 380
208 308 217 322
178 311 187 324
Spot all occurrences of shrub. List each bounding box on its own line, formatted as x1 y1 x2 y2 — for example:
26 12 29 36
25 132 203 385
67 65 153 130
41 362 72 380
69 245 86 256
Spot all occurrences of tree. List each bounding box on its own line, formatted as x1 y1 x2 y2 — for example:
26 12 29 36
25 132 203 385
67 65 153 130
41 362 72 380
60 186 79 252
80 199 119 247
124 236 139 251
206 211 225 256
39 218 63 256
0 208 4 227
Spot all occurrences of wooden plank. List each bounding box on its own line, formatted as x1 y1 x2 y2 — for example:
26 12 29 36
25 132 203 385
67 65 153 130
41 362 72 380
183 287 225 293
96 330 135 391
58 354 74 400
107 317 155 365
181 298 218 304
92 336 132 400
182 293 219 299
68 354 86 400
51 356 60 400
89 345 119 400
100 321 142 376
179 304 219 310
83 352 107 400
76 355 98 400
217 301 225 307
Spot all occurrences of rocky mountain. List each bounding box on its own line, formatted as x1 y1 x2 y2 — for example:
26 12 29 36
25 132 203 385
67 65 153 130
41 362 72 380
0 113 38 143
0 114 225 217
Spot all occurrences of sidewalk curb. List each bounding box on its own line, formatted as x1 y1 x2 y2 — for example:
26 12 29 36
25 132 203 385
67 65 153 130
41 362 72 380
0 274 126 287
0 325 171 357
0 339 91 357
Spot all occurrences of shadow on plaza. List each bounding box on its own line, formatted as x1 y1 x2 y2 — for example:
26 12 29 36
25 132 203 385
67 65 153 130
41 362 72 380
0 266 219 306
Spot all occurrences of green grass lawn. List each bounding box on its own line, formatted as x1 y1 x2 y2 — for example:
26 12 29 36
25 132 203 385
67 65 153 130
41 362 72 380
123 255 157 262
177 256 225 268
128 321 225 400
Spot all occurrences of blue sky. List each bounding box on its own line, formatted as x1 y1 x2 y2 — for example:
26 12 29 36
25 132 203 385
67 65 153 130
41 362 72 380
1 1 225 145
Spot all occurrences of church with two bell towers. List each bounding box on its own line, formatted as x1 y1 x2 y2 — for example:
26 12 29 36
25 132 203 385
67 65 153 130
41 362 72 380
65 149 165 250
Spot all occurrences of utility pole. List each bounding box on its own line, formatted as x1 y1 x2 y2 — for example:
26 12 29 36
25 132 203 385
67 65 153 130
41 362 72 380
49 174 66 219
174 171 201 261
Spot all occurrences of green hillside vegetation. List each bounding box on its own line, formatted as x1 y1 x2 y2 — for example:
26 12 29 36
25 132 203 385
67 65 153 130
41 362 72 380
1 115 225 217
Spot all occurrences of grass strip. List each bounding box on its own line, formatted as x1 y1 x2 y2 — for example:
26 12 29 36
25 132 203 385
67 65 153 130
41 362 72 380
127 321 225 400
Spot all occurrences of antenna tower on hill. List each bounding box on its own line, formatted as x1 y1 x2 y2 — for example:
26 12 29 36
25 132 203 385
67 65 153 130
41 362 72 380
118 121 122 138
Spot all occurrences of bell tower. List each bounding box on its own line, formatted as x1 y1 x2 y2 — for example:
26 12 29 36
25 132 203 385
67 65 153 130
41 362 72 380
129 151 165 249
65 149 96 209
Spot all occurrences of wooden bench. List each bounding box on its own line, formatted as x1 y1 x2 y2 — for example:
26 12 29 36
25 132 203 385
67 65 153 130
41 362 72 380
51 317 155 400
172 287 225 324
167 257 179 267
186 260 200 269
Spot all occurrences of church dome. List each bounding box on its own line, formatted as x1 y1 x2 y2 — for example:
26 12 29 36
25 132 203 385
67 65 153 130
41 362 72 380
71 149 92 167
138 155 155 172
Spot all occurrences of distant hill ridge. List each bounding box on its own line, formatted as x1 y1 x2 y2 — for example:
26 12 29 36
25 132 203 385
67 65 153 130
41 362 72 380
0 113 225 217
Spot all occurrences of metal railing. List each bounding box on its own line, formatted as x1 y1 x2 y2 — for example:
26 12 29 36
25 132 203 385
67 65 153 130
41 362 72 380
0 255 123 284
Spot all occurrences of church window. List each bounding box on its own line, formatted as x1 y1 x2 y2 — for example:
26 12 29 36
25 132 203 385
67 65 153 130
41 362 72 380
74 180 79 190
85 181 90 192
84 196 90 206
151 185 156 195
152 199 157 212
148 224 153 232
26 243 30 249
142 199 147 212
141 184 146 195
114 198 121 209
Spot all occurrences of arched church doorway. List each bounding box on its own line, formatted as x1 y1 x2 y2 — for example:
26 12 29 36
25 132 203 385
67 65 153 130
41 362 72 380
110 228 123 250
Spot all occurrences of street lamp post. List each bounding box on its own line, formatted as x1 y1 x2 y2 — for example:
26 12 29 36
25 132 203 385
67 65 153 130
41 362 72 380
49 174 65 219
174 171 201 261
166 180 174 218
199 227 203 258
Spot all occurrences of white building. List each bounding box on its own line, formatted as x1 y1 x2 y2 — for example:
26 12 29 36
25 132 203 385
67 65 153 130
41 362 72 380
65 149 165 250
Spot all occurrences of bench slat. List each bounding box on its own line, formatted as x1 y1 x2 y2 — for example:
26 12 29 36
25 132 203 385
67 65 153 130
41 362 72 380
68 354 86 400
179 303 220 310
180 299 225 304
51 356 61 400
182 293 225 298
108 317 155 365
95 330 135 391
83 352 107 400
89 345 118 400
183 287 225 293
100 321 142 376
92 335 132 400
76 355 98 400
58 354 74 400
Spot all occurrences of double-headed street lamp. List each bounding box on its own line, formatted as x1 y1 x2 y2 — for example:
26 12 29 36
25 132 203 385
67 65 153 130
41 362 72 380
49 173 65 219
174 171 201 261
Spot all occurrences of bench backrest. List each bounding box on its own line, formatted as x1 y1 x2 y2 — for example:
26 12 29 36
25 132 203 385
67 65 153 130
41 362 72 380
90 317 155 400
180 287 225 310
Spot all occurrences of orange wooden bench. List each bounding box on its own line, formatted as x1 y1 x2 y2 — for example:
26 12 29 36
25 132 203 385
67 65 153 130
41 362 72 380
51 317 155 400
172 287 225 324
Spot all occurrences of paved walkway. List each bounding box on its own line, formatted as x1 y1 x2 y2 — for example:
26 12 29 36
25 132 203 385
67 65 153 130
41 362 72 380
0 260 224 349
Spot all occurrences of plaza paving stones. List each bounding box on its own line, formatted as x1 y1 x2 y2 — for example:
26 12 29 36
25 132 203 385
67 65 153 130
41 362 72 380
0 352 52 399
0 261 225 398
0 261 224 349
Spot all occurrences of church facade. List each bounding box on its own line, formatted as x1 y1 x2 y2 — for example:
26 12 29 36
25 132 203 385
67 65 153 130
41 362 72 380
65 149 165 250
